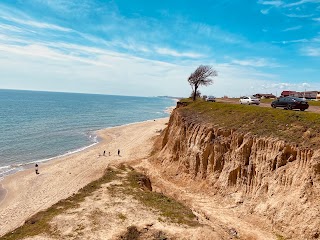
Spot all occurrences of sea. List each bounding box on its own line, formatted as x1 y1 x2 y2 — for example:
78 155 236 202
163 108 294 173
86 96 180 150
0 89 175 179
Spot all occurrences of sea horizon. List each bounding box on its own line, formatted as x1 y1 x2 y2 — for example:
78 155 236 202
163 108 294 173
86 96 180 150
0 89 175 179
0 88 179 99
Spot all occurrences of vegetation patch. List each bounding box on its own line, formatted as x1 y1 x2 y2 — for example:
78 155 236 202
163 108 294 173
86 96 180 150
118 213 127 221
105 165 198 226
1 168 120 240
276 233 286 240
118 226 140 240
1 165 198 240
122 170 198 226
178 100 320 149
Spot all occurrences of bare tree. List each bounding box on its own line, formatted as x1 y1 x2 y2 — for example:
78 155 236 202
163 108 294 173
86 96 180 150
190 90 201 99
188 65 217 101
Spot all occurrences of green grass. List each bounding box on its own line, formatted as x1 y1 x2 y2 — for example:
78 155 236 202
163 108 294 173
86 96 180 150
260 99 274 103
1 168 120 240
179 98 195 103
308 101 320 106
179 101 320 149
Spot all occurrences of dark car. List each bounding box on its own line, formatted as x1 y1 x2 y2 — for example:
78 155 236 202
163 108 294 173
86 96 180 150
271 97 309 111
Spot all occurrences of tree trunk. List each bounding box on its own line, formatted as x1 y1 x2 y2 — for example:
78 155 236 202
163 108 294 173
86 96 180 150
193 85 198 101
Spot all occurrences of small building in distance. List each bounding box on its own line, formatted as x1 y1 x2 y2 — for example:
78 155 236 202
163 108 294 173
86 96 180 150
281 90 297 97
281 90 318 99
300 91 318 99
253 93 276 99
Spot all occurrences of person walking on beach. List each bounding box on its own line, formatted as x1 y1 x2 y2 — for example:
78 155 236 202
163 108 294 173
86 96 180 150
109 151 111 156
118 149 120 156
103 150 106 156
35 164 39 175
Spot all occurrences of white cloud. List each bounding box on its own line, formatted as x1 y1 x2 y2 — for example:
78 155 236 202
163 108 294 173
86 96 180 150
28 0 95 16
284 0 320 7
0 23 24 33
272 39 308 44
1 16 72 32
311 37 320 42
282 25 302 31
190 22 247 45
258 0 320 20
261 82 317 93
285 13 314 18
261 9 271 14
258 0 284 7
0 3 72 33
0 38 281 97
301 46 320 56
0 44 113 67
231 58 281 67
0 43 191 96
155 48 204 58
302 82 311 87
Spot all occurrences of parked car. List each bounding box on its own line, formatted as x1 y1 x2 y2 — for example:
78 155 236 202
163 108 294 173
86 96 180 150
206 96 216 102
271 97 309 111
239 96 260 105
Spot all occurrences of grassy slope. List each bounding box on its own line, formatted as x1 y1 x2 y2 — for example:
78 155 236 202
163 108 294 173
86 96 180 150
1 166 197 240
178 99 320 149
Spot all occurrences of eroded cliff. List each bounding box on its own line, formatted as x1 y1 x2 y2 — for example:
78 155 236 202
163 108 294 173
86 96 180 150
156 108 320 239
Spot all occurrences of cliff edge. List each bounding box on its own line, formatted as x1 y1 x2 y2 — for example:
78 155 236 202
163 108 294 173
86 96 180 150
155 101 320 239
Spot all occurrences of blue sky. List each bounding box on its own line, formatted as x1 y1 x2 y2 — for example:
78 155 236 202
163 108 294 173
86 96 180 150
0 0 319 97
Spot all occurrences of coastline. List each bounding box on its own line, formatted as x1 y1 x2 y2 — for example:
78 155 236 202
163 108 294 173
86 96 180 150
0 116 169 188
0 141 99 181
0 117 170 236
0 110 174 181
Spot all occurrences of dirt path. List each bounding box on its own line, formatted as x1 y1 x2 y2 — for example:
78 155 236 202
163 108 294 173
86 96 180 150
132 159 278 240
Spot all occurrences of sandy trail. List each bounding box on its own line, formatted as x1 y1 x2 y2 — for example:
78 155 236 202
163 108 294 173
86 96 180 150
0 118 168 237
132 159 277 240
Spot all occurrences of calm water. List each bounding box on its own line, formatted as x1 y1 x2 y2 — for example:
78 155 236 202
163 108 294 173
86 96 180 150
0 90 174 178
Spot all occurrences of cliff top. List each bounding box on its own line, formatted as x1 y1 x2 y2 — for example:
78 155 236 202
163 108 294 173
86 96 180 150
177 99 320 149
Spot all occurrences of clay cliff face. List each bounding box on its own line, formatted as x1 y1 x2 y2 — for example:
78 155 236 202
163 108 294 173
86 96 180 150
158 109 320 239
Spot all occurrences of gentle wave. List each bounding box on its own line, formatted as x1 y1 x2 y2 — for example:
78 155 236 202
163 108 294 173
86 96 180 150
0 133 99 180
0 90 175 180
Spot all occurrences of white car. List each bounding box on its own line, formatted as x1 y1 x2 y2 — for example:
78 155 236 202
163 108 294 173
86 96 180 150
206 96 216 102
239 96 260 105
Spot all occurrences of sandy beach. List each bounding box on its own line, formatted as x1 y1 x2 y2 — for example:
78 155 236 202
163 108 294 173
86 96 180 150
0 118 169 237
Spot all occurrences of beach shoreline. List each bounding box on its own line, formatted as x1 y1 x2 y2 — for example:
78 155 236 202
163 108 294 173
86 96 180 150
0 117 169 237
0 112 175 182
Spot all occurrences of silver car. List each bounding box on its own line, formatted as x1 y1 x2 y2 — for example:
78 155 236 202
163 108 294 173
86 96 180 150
206 96 216 102
239 96 260 105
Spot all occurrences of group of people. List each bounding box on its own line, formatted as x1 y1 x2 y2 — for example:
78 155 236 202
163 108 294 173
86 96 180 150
35 149 122 175
102 149 121 156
